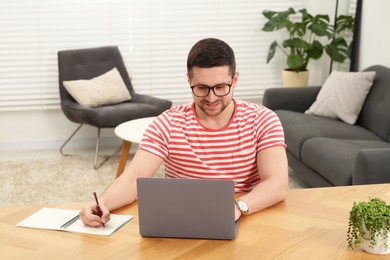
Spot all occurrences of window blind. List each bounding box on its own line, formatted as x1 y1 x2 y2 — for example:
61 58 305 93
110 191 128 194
130 0 304 104
0 0 303 111
0 0 131 111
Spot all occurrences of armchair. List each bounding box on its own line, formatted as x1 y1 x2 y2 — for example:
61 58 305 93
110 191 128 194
58 46 172 169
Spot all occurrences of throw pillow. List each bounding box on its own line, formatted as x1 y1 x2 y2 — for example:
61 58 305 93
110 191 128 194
63 67 131 108
305 71 376 125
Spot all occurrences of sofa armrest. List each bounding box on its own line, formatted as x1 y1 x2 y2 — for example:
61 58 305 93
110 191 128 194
353 149 390 185
262 86 321 113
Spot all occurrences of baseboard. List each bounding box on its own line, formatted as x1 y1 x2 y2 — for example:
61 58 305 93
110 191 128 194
0 136 141 159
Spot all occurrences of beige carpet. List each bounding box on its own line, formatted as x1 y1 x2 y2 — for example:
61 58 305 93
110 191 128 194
0 155 302 208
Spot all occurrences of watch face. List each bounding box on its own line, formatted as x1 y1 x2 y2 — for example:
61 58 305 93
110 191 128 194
238 200 249 211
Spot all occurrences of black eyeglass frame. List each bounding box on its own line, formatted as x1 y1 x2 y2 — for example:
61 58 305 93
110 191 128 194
190 79 234 97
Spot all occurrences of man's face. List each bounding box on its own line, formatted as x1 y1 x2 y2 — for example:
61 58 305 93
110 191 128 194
188 66 237 118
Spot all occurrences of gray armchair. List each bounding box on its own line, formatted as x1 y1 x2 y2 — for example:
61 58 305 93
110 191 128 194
58 46 172 169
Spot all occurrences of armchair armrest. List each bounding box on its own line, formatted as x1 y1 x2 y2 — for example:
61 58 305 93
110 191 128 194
131 93 172 110
60 99 92 124
353 148 390 185
262 86 321 113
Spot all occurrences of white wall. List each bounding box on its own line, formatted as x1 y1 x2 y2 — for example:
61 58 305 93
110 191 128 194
0 109 122 154
1 0 389 154
359 0 390 70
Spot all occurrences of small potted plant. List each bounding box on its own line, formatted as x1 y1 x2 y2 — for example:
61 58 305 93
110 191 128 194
347 197 390 254
261 8 354 87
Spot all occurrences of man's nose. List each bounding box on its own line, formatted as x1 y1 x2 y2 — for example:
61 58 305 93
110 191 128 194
205 88 218 101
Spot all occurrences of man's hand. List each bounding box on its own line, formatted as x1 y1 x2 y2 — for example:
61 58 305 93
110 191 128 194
234 204 242 221
80 203 110 227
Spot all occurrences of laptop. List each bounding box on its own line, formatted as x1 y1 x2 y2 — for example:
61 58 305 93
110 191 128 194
136 177 239 240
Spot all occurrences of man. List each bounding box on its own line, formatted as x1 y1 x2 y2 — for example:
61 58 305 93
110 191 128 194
80 38 288 226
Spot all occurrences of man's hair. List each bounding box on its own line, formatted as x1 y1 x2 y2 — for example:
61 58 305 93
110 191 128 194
187 38 236 77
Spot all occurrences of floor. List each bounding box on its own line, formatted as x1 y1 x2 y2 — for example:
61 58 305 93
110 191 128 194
0 144 128 161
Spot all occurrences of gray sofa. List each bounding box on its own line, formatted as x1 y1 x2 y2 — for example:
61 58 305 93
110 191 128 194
263 65 390 187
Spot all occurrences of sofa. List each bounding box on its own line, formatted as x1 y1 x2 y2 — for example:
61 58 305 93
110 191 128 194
262 65 390 187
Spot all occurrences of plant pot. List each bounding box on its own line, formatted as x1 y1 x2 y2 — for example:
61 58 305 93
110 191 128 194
361 227 390 255
282 70 309 87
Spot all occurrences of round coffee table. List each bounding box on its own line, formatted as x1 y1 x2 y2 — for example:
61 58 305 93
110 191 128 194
114 117 156 177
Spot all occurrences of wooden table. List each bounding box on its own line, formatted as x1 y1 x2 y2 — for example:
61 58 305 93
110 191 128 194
1 184 390 259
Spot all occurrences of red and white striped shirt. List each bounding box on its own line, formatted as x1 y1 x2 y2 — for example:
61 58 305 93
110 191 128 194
139 99 286 192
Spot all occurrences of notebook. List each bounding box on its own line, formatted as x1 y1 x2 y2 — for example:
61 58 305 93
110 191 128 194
16 208 133 236
136 177 239 240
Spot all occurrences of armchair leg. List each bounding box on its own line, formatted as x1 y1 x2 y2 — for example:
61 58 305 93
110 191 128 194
94 129 122 169
60 124 84 156
94 128 102 169
60 124 120 169
94 128 109 169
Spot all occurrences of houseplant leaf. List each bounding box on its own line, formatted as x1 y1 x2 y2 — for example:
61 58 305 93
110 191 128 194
261 8 295 32
261 7 354 73
307 40 324 60
336 15 354 33
347 197 390 253
287 54 305 72
266 41 278 64
325 37 349 63
309 14 333 38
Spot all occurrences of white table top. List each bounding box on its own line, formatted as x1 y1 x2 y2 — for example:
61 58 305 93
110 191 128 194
114 117 156 143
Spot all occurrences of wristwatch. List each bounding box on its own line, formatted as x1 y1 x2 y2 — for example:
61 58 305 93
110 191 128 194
235 199 249 215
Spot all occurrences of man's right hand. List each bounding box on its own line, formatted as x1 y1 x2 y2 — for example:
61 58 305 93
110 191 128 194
79 203 110 227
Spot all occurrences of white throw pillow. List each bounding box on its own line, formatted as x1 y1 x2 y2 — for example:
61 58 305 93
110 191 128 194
305 71 376 125
63 68 131 108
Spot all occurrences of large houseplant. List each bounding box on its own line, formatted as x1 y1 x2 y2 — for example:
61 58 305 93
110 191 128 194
347 197 390 254
261 8 354 86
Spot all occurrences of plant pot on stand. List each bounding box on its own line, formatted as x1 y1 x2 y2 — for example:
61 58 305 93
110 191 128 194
282 69 309 87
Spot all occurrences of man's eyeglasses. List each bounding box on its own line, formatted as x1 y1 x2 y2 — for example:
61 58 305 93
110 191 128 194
190 80 233 97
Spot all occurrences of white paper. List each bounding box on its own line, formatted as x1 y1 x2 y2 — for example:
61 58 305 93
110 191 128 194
16 208 133 236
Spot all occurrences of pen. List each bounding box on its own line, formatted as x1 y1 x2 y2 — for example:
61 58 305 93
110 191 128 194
93 192 105 228
60 215 80 229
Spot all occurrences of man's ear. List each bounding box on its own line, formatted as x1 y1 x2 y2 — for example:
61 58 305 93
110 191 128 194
186 73 191 84
232 71 239 86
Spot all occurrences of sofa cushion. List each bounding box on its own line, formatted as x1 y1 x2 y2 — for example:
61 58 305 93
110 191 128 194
276 110 382 159
305 71 376 125
301 138 390 186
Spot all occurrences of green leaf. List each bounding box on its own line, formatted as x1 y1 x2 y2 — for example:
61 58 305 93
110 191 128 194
287 54 305 72
336 15 354 33
262 21 277 32
325 37 349 62
261 8 295 32
262 10 276 20
290 22 306 37
266 41 278 63
307 40 323 60
309 15 333 38
261 7 354 71
283 38 310 50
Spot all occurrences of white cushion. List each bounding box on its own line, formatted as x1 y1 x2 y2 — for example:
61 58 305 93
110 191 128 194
305 71 376 125
63 68 131 108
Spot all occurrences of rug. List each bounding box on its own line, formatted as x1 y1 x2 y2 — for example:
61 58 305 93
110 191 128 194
0 155 302 207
